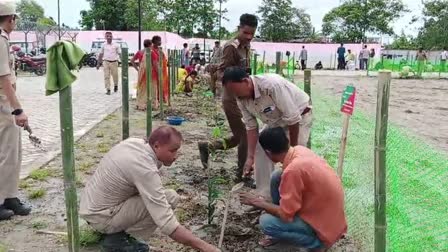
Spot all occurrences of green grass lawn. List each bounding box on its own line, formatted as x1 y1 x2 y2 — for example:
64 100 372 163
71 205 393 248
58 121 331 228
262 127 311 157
297 82 448 251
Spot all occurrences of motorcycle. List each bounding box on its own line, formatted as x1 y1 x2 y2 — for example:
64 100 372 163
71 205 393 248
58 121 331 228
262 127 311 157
16 54 46 76
79 52 98 69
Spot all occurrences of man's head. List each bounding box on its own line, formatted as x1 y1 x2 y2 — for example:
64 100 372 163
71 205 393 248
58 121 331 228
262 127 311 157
148 126 183 166
215 41 220 47
302 46 305 49
105 32 113 43
183 43 188 48
222 67 253 99
364 45 367 49
259 127 290 163
340 43 344 47
419 47 423 52
195 43 199 48
143 39 152 48
348 49 352 53
152 35 162 47
237 14 258 45
0 1 18 33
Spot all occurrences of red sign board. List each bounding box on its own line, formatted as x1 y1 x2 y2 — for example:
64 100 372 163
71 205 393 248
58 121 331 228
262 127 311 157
341 86 356 115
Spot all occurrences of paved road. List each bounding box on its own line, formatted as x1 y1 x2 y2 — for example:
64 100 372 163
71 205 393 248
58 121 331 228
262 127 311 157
17 68 138 178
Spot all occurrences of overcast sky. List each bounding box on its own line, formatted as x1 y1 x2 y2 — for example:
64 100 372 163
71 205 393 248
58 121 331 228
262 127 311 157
34 0 423 36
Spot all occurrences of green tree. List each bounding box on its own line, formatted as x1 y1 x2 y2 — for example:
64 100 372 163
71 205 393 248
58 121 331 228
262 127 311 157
124 0 163 31
322 0 407 43
79 0 128 30
257 0 313 42
17 0 44 23
388 30 417 49
415 0 448 50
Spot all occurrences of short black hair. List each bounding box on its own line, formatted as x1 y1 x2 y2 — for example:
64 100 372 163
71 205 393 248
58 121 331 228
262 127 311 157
222 67 249 85
215 41 220 44
340 43 344 46
143 39 152 48
105 31 112 35
152 35 161 43
0 15 14 23
183 43 188 47
240 14 258 28
259 127 290 154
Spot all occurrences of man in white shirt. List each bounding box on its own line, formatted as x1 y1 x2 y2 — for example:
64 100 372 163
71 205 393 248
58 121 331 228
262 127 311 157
299 46 308 70
97 32 120 95
359 45 369 70
222 67 312 198
441 47 447 73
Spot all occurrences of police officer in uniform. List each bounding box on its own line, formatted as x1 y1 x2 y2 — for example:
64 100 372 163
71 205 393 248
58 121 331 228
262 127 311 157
198 14 258 181
0 0 32 221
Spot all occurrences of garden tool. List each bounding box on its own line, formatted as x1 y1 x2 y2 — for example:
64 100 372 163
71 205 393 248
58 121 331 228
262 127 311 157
24 125 45 151
218 182 245 248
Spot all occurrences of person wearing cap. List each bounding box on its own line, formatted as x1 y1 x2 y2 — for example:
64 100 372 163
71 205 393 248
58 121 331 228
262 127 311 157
0 0 32 221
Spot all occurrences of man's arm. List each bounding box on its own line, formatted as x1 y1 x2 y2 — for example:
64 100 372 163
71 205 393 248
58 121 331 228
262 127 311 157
0 75 20 110
288 122 300 146
130 53 139 72
240 192 293 223
217 45 240 79
237 100 259 176
97 46 104 69
169 226 219 252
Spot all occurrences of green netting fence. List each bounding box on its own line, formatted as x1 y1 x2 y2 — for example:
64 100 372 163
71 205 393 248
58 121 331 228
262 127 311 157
293 80 448 251
368 58 448 78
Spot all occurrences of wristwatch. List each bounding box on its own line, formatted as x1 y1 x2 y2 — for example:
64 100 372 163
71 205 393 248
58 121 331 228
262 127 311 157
11 109 23 115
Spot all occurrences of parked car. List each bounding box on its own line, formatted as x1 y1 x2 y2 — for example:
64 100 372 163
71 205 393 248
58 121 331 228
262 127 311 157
90 38 134 65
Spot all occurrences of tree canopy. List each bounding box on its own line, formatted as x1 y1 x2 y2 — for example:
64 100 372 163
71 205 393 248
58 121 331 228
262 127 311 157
415 0 448 50
322 0 407 43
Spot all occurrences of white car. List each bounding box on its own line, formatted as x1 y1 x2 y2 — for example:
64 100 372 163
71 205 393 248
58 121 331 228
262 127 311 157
90 39 134 64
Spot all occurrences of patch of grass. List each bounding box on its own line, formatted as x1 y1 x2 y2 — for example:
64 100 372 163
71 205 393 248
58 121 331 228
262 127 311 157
31 220 48 230
104 113 117 121
175 208 189 223
79 226 102 247
27 188 46 199
0 243 7 252
97 142 111 153
95 131 105 138
19 179 32 189
164 180 181 191
77 161 94 173
75 175 85 187
28 168 51 181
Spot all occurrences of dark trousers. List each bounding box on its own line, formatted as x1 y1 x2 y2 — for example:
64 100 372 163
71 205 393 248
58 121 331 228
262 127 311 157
301 60 307 70
359 59 368 70
337 57 346 70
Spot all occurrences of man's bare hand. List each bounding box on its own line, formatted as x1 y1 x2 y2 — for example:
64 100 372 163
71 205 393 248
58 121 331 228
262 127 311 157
239 192 264 207
243 157 255 177
15 112 28 128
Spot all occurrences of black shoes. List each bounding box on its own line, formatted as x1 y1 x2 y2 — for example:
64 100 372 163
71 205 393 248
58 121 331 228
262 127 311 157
0 205 14 221
114 86 118 93
106 89 111 95
3 198 32 216
101 231 149 252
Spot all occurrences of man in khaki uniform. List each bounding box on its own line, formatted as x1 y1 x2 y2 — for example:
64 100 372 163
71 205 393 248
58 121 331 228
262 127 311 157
97 31 120 95
222 67 313 198
80 126 219 252
198 14 258 181
0 0 32 221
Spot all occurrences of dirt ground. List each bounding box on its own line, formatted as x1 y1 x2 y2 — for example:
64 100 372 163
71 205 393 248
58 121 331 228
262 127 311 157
306 75 448 153
0 85 357 252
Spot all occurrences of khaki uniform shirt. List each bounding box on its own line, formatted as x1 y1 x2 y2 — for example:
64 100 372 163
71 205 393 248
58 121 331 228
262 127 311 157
217 38 251 80
0 28 15 96
237 74 310 131
101 42 120 61
79 138 180 235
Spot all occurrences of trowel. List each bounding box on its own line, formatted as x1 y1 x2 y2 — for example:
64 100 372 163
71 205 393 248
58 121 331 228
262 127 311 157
24 125 45 151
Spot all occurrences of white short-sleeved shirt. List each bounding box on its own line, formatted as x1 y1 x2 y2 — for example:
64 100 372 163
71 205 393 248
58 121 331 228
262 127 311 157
237 74 310 131
101 42 120 61
0 29 15 96
441 51 448 61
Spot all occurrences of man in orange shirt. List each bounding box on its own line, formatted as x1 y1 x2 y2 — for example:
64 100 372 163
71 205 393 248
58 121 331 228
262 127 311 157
240 127 347 251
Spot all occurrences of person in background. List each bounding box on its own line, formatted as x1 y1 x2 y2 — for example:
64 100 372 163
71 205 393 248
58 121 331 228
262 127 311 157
97 31 120 95
79 126 220 252
337 43 346 70
184 70 198 97
150 36 170 108
211 41 222 64
239 127 347 251
175 65 188 94
181 43 190 66
440 47 447 73
416 47 427 77
299 46 308 70
131 39 151 72
345 49 356 70
197 14 258 182
191 44 201 65
314 61 323 70
359 45 369 70
0 0 32 222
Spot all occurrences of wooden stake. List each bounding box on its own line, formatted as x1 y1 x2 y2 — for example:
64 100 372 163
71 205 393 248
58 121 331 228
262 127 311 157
374 70 391 252
121 47 129 140
59 86 80 252
275 52 281 74
252 53 258 75
337 114 350 177
146 48 153 137
158 48 165 116
304 69 312 149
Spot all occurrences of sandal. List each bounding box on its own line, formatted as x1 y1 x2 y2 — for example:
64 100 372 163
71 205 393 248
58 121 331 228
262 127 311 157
258 235 279 247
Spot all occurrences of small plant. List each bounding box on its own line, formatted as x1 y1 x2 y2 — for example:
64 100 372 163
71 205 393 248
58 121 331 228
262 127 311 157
29 168 51 181
19 179 31 189
95 131 105 138
97 142 110 153
79 226 102 247
75 175 85 187
31 220 48 229
77 161 94 173
27 188 46 199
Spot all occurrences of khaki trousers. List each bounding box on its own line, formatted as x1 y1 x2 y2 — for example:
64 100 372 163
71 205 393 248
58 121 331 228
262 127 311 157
0 95 22 204
84 189 179 235
103 61 119 90
254 112 313 198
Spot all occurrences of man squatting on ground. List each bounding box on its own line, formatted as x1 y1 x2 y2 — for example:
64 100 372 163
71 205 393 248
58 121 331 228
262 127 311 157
0 0 32 221
80 126 220 252
240 127 347 251
222 67 313 198
198 14 258 181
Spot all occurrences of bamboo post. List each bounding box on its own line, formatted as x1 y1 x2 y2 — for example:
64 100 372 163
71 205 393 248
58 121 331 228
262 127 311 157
374 70 391 252
262 51 266 73
367 56 370 77
252 53 258 75
292 52 296 76
121 47 129 140
158 48 164 117
330 53 333 70
304 69 312 149
145 48 153 137
337 114 350 177
275 52 281 74
287 54 291 77
167 49 172 97
59 86 80 252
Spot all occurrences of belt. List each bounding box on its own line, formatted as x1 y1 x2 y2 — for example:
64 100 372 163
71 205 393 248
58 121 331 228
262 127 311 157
104 60 118 63
301 106 312 116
